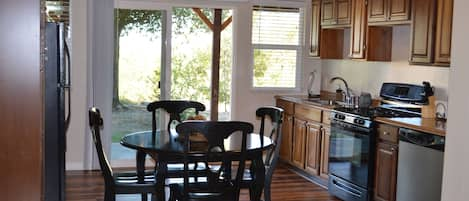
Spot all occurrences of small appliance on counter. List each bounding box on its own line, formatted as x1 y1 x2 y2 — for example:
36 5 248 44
307 70 320 98
328 82 430 201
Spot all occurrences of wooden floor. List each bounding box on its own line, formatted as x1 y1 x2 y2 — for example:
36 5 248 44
66 163 341 201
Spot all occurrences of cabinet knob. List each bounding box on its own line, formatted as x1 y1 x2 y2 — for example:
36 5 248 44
383 131 390 135
391 147 396 151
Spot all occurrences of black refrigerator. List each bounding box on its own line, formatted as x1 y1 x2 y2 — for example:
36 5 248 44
44 22 71 201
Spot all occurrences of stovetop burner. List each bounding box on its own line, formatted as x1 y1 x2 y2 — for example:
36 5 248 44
333 106 421 119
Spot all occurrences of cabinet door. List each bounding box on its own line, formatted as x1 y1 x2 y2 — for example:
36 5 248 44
321 0 336 25
388 0 411 21
305 122 321 175
410 0 436 64
434 0 453 65
349 0 367 59
336 0 352 25
279 114 293 162
292 118 307 169
309 0 322 57
319 126 331 180
374 142 398 201
368 0 387 22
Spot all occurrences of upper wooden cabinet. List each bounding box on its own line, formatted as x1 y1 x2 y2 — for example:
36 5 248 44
309 0 322 57
349 0 367 59
410 0 452 66
368 0 411 24
321 0 352 27
434 0 453 65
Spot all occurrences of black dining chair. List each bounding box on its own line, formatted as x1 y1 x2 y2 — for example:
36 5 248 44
137 100 207 183
242 106 284 201
168 121 254 201
88 107 159 201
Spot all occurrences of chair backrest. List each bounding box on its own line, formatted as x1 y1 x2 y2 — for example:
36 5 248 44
176 121 254 200
88 107 114 185
147 100 206 132
256 106 284 168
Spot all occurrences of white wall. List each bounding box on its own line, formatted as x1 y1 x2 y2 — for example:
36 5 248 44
66 0 89 170
231 0 322 129
321 25 450 103
67 0 318 169
441 0 469 200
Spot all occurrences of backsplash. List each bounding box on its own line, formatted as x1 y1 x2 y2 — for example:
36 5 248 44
319 25 450 102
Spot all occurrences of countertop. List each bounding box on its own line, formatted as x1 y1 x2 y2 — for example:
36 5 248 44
276 94 446 137
375 117 446 137
275 94 336 111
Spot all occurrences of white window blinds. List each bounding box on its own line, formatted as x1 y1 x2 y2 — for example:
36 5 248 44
252 6 302 88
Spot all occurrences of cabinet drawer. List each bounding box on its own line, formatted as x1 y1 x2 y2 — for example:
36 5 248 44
322 111 331 125
377 124 399 143
294 104 322 122
276 99 294 115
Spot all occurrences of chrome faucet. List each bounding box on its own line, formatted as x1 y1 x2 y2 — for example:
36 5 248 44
330 76 351 100
330 77 350 97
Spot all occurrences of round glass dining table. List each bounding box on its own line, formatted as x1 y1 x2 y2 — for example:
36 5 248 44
120 130 273 201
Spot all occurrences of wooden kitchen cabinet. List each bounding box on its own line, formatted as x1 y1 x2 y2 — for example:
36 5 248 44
321 0 352 27
434 0 453 65
374 142 398 201
319 126 331 179
410 0 453 66
277 99 294 162
275 97 331 182
349 0 367 59
410 0 436 64
374 123 399 201
350 0 393 61
309 0 322 57
279 113 294 162
292 118 307 169
305 122 322 175
368 0 411 24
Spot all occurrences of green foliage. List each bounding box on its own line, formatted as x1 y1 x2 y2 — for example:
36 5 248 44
253 49 270 86
116 9 162 38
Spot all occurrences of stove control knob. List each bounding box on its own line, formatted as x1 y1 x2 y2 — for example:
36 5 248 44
338 114 346 120
354 119 365 125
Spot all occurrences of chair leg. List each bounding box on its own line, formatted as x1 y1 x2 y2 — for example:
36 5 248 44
141 193 148 201
104 188 115 201
151 193 157 201
264 180 272 201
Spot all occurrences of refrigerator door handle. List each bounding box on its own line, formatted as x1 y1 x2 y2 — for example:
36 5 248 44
63 41 71 133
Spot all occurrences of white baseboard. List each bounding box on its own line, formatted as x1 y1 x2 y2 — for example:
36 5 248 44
66 162 84 170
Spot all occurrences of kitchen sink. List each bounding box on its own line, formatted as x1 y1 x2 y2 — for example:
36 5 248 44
303 98 345 106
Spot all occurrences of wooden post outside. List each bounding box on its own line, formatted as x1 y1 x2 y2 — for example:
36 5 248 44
210 9 222 120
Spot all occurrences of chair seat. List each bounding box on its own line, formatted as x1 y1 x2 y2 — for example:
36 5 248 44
169 182 238 201
113 170 158 194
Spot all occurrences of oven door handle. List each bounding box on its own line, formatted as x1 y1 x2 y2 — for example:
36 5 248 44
332 179 362 198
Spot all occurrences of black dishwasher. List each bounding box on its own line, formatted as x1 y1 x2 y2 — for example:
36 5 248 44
396 128 445 201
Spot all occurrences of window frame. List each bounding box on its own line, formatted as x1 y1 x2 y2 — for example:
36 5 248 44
250 6 304 91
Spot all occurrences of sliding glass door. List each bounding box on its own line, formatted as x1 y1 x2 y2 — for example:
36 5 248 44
111 5 233 165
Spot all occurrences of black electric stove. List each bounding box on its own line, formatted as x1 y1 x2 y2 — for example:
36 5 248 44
328 82 430 201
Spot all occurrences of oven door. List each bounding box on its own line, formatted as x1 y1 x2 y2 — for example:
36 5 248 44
329 120 373 189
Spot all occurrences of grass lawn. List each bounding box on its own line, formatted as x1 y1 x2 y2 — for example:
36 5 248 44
111 105 152 142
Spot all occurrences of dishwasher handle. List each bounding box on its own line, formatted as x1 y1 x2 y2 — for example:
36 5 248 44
399 128 445 151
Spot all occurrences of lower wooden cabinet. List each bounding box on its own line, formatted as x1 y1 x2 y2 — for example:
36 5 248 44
276 97 331 182
319 127 331 179
305 122 322 175
292 118 307 169
374 142 398 201
279 113 293 162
